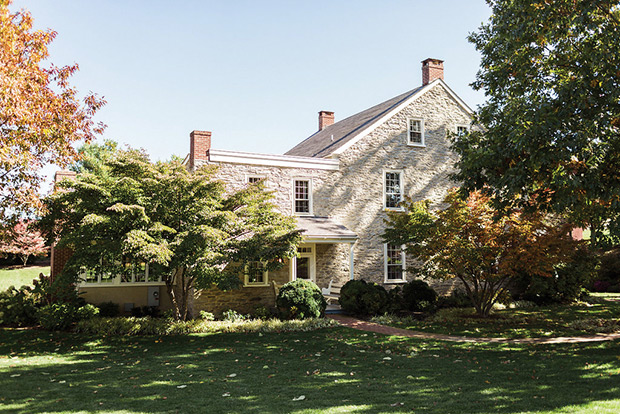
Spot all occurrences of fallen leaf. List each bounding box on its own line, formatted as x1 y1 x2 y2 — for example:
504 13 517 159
222 392 230 397
177 385 187 389
227 373 237 378
292 395 306 401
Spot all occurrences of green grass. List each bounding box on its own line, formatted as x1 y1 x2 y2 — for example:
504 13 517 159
0 265 49 291
373 298 620 339
1 327 620 413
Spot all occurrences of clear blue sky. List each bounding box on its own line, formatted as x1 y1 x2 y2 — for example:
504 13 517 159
12 0 491 172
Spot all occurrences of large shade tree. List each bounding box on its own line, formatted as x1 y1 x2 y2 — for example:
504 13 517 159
41 150 301 320
383 190 580 316
453 0 620 247
0 0 106 219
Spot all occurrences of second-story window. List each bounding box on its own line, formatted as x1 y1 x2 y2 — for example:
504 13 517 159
294 179 311 215
247 176 265 184
384 170 403 210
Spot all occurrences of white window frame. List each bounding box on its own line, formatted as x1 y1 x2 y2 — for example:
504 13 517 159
290 244 316 282
384 243 406 283
79 261 164 287
292 178 313 216
383 169 404 211
243 261 269 287
407 118 425 147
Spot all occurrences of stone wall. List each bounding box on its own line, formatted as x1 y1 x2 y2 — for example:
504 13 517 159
192 263 291 317
314 84 472 286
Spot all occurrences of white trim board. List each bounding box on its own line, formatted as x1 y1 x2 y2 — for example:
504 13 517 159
209 149 340 170
330 79 474 157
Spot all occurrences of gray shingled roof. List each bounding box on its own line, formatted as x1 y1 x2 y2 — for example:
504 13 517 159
285 86 424 158
295 216 357 241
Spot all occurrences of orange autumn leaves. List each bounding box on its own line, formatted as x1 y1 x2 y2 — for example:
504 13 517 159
0 0 105 217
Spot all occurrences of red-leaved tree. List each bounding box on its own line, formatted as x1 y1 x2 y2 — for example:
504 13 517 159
0 220 48 266
384 189 580 316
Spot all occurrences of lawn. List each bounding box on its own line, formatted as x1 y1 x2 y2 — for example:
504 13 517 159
0 265 49 291
1 326 620 413
373 295 620 339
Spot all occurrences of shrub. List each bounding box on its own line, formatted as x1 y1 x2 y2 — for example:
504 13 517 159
385 286 406 313
97 301 120 317
401 280 437 312
276 279 326 319
0 285 39 327
514 246 597 305
338 279 388 316
253 305 273 320
74 316 338 336
131 306 160 318
438 289 472 309
198 310 215 321
37 303 99 331
222 309 248 322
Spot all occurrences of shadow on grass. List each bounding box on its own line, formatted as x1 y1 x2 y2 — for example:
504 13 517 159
1 327 620 413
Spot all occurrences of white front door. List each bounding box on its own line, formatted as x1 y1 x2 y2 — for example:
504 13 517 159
291 244 316 282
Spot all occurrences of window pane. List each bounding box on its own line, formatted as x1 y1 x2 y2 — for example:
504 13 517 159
409 119 422 144
296 257 310 279
385 172 402 208
294 180 310 213
246 261 265 284
386 244 403 280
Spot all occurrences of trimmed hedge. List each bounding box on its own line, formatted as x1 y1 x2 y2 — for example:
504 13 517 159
401 280 438 312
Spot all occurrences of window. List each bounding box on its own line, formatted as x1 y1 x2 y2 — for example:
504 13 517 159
384 170 403 210
244 261 268 286
247 176 265 184
79 259 163 286
456 125 469 136
384 243 406 282
290 244 316 282
408 118 424 146
294 179 312 215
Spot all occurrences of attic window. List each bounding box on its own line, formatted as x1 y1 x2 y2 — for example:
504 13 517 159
456 125 469 136
408 118 425 146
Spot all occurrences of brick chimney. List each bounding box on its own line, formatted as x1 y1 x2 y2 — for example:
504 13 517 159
50 169 77 281
318 111 335 131
189 130 211 170
53 170 76 188
422 58 444 86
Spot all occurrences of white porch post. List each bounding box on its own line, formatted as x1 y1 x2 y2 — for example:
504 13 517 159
349 242 355 280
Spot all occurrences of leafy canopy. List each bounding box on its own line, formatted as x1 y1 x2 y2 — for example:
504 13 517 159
383 190 579 316
42 149 301 320
0 0 105 219
453 0 620 247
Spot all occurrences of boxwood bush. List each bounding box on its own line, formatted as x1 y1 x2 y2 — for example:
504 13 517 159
276 279 326 319
338 279 388 316
401 280 438 312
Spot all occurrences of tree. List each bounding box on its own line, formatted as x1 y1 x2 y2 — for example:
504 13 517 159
0 220 48 266
41 149 301 320
453 0 620 247
383 189 579 316
0 0 106 219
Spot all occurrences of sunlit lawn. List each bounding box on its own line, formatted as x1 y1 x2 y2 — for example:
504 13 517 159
377 296 620 339
1 327 620 413
0 265 49 291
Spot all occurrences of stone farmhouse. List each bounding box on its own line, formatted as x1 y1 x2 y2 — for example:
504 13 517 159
52 58 474 315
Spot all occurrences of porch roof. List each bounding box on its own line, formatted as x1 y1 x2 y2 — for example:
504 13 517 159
295 216 358 243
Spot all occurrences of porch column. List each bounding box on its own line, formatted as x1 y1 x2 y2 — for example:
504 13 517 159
349 242 355 280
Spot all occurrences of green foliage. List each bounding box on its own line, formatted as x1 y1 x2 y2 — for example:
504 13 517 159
437 289 472 309
513 247 598 305
36 303 99 331
276 279 326 319
401 280 438 312
338 279 389 316
454 0 620 247
252 305 273 320
198 310 215 321
73 316 337 336
222 309 248 322
97 301 120 317
0 285 38 326
41 148 301 320
597 248 620 291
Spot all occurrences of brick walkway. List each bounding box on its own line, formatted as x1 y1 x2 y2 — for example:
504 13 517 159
328 314 620 344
